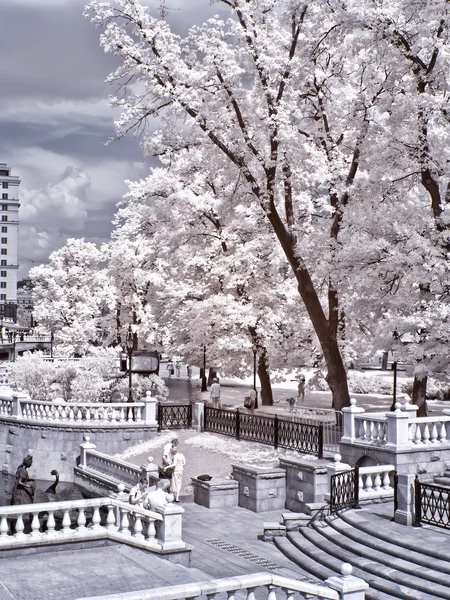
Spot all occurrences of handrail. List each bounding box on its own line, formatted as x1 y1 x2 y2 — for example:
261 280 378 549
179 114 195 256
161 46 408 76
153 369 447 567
76 571 341 600
87 449 142 473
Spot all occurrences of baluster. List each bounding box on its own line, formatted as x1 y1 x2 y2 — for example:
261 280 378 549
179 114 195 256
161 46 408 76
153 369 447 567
15 514 25 537
423 424 430 444
382 471 391 490
226 592 237 600
430 423 438 443
282 590 295 600
267 585 277 600
76 408 83 421
77 508 87 532
359 473 364 494
373 472 381 491
133 514 144 540
147 518 156 542
135 406 142 421
91 507 102 532
93 407 100 421
358 419 365 440
119 407 125 422
246 588 256 600
206 594 218 600
0 515 8 536
69 407 75 421
106 505 116 530
364 473 373 492
62 510 71 534
408 423 414 443
85 408 91 422
414 424 422 444
46 510 56 536
119 508 131 536
30 512 40 536
439 422 447 442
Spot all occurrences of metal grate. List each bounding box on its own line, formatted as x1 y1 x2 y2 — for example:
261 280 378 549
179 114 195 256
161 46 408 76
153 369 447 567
158 404 192 430
415 479 450 529
329 467 359 515
206 539 282 570
204 407 323 457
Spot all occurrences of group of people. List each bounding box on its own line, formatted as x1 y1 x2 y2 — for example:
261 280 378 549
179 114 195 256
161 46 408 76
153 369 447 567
129 437 186 508
166 361 193 380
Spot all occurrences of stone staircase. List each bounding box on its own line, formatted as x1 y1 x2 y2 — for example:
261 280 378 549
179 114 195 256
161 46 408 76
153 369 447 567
433 471 450 487
273 507 450 600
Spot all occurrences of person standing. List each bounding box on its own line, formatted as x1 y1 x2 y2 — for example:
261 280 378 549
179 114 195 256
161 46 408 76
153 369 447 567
247 388 256 414
166 362 174 379
187 364 192 380
297 375 306 403
129 477 149 507
210 378 221 408
175 362 181 379
11 455 36 505
161 438 178 477
169 447 186 502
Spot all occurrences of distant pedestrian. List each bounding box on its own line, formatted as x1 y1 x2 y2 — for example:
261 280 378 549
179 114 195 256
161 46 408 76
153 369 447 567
161 438 178 477
187 365 192 380
210 378 221 408
175 362 181 379
169 447 186 502
245 388 257 414
166 362 174 379
297 375 306 403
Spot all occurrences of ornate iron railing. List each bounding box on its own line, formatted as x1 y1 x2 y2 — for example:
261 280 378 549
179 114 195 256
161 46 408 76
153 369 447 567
158 404 192 430
415 478 450 529
330 467 359 515
204 407 323 457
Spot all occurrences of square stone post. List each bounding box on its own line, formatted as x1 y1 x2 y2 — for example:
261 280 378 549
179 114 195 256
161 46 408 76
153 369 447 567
326 564 368 599
79 434 96 469
11 390 28 419
141 391 158 425
341 399 365 443
141 456 159 485
154 500 186 550
394 473 417 526
385 407 411 450
192 402 205 432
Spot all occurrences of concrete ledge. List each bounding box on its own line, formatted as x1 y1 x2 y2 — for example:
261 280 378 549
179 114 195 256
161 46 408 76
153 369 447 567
231 464 286 513
191 477 238 509
262 522 286 541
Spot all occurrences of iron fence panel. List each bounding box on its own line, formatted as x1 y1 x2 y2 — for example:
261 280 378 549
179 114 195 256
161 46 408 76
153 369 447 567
239 413 276 445
330 467 359 515
204 406 237 437
415 480 450 529
203 407 323 457
158 404 192 430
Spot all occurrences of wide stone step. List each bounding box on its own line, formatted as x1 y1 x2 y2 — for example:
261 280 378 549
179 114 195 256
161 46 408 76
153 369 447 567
433 476 450 488
273 536 391 600
307 522 450 596
325 515 450 577
339 510 450 561
287 529 444 600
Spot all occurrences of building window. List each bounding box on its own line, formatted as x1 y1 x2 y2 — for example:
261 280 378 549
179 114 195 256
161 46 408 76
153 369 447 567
1 205 7 211
0 294 5 301
1 238 7 245
0 271 6 277
1 195 7 201
1 227 6 233
0 283 6 289
2 183 7 189
0 260 6 266
1 217 7 222
1 250 7 256
0 170 9 176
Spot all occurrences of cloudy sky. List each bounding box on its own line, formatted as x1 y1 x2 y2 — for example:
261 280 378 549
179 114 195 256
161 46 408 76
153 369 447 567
1 0 227 279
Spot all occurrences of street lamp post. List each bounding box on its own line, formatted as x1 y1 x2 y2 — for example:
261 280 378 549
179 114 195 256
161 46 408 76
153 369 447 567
126 325 133 404
252 344 258 409
390 361 398 411
201 345 207 392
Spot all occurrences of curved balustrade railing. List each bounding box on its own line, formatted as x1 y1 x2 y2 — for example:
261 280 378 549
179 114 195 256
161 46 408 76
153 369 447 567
408 417 450 445
76 565 368 600
359 465 394 499
85 450 142 485
355 415 388 444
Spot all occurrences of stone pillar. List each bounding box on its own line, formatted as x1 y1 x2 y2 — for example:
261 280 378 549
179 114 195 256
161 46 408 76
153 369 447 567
326 563 368 599
141 455 159 485
325 454 352 501
341 398 365 443
192 402 205 432
141 391 157 425
385 405 411 450
79 434 96 469
394 473 417 526
155 500 186 550
11 390 28 419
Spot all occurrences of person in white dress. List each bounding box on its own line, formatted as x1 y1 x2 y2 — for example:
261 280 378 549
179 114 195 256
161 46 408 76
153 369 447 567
169 447 186 502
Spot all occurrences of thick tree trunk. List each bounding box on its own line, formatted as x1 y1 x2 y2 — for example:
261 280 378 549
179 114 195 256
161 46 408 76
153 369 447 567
412 374 428 417
381 351 389 371
207 367 218 386
257 350 273 406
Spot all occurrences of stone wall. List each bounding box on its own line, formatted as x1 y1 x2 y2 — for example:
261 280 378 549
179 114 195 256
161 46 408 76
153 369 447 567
279 456 329 512
0 417 158 482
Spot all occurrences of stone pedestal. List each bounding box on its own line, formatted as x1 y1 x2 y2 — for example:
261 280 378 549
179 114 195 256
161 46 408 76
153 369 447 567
155 501 186 551
231 464 286 513
279 456 329 512
192 402 205 432
394 473 417 526
191 477 238 508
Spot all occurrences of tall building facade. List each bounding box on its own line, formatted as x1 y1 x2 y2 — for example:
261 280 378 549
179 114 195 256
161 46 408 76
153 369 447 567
0 163 19 308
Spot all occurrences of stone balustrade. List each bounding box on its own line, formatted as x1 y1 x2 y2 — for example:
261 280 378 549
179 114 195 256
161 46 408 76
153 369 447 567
76 564 368 600
0 386 157 426
0 494 183 551
342 398 450 451
358 464 395 500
